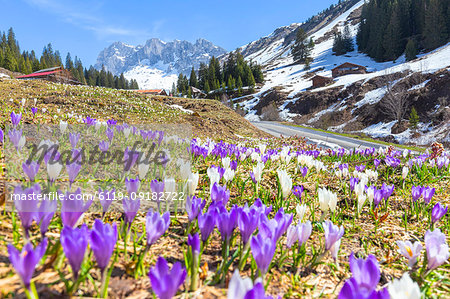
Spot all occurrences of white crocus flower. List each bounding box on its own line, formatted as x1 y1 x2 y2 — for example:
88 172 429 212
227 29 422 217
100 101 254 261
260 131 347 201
277 169 292 199
366 186 375 205
387 273 421 299
188 171 199 196
207 166 220 189
164 178 177 193
138 161 150 179
253 161 264 183
227 270 253 299
223 168 235 183
318 188 337 213
123 127 131 138
318 188 330 213
222 157 231 169
59 121 68 134
250 152 261 162
296 204 308 222
258 144 267 155
402 166 409 180
357 194 367 214
178 159 191 181
47 161 63 182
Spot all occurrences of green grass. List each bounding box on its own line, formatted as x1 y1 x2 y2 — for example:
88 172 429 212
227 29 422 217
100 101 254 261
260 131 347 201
279 121 426 152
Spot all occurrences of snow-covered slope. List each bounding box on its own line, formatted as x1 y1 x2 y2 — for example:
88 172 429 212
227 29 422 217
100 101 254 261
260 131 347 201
237 0 450 144
95 38 226 90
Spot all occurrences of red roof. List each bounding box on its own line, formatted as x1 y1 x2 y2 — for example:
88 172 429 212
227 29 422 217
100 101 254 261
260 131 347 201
16 70 62 78
137 89 164 93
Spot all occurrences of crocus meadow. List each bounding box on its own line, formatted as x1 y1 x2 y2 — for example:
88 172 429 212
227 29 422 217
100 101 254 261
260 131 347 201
0 108 449 299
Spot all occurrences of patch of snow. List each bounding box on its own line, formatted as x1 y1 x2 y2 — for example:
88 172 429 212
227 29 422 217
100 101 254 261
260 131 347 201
362 121 397 138
408 79 431 91
0 73 9 78
169 104 193 114
352 86 388 111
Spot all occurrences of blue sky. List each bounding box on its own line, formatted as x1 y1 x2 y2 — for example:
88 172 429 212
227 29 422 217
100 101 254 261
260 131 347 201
0 0 339 66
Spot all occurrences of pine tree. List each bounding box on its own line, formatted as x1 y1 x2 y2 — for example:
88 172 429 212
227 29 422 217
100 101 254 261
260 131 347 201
423 0 448 50
189 67 198 88
187 87 192 98
237 76 243 95
65 53 74 70
204 80 210 94
405 39 417 61
291 28 314 64
409 106 419 129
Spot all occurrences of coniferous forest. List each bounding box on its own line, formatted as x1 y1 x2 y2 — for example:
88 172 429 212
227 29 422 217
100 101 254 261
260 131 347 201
0 28 139 89
357 0 449 62
176 51 264 96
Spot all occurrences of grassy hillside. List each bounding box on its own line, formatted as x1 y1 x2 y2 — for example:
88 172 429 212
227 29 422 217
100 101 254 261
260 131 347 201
0 78 268 140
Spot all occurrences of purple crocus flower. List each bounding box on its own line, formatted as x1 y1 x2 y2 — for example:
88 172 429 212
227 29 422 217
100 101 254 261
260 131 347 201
69 132 80 149
22 161 40 181
98 188 115 215
0 128 3 143
292 185 304 202
211 182 230 206
252 198 272 216
381 183 394 200
355 165 365 172
11 112 22 127
243 282 276 299
8 129 24 151
13 184 40 237
250 233 277 276
385 156 400 168
411 185 423 202
38 198 57 236
107 119 117 128
338 253 390 299
31 107 38 115
237 206 259 246
7 238 47 289
216 205 238 242
300 166 308 177
123 147 140 171
188 233 200 256
373 159 381 169
83 116 96 126
61 224 88 279
99 140 109 152
186 195 206 222
324 220 344 260
250 172 257 184
106 128 114 142
259 208 293 242
66 160 81 185
431 202 448 224
60 188 93 228
146 209 170 246
422 187 435 204
425 229 450 270
297 221 312 246
89 219 118 271
198 210 216 242
148 256 187 299
123 197 141 226
125 176 140 197
151 179 165 211
350 177 359 192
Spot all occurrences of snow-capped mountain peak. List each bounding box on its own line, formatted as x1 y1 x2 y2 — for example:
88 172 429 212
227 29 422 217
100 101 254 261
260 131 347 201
95 38 227 89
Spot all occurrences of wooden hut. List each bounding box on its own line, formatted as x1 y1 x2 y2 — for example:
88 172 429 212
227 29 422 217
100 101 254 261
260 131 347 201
16 66 81 85
311 75 334 88
331 62 367 78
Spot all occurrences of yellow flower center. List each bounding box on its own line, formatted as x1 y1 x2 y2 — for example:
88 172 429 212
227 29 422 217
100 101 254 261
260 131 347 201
405 246 413 257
